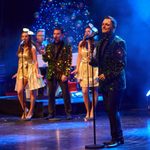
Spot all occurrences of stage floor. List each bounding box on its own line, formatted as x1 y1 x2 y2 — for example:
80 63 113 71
0 110 150 150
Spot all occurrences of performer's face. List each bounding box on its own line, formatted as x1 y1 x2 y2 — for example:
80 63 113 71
21 32 29 44
101 18 113 33
84 28 92 37
53 29 63 42
36 31 45 43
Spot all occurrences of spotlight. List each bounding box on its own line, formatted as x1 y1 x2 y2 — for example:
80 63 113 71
146 90 150 97
146 90 150 110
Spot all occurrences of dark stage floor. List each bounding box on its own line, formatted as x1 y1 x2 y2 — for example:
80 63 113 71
0 110 150 150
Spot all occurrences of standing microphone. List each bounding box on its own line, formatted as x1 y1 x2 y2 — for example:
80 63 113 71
84 23 99 40
89 23 98 33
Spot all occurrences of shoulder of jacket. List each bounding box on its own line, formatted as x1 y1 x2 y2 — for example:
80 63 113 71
115 35 125 44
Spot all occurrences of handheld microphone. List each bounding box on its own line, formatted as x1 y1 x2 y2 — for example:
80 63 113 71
20 40 25 46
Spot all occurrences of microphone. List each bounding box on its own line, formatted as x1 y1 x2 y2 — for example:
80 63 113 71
89 23 98 33
20 40 25 46
83 23 99 40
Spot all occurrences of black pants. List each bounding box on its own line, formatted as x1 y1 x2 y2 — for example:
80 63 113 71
102 89 124 140
47 78 72 116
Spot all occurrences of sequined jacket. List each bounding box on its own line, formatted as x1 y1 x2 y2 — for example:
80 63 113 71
90 35 127 91
42 41 72 80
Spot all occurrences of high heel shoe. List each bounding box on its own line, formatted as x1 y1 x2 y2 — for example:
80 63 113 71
21 113 26 120
25 113 33 121
21 108 29 120
84 116 90 122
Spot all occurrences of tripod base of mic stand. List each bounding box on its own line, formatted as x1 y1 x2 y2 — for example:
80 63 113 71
85 144 104 149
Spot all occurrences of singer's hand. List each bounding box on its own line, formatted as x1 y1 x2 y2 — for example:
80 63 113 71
71 69 78 75
12 73 17 79
98 74 106 81
83 34 87 41
61 75 68 82
37 74 43 78
40 50 46 55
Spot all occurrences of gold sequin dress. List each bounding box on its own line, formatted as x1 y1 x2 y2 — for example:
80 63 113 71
15 46 45 91
76 47 99 87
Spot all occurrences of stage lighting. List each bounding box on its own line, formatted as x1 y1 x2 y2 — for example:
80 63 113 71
146 90 150 110
146 90 150 97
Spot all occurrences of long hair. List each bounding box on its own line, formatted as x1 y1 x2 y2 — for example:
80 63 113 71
80 26 94 48
17 31 33 58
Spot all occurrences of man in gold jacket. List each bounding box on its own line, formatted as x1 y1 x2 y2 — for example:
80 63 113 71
41 27 72 120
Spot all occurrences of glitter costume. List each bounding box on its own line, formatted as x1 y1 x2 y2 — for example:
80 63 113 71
15 45 45 91
42 41 72 80
76 46 99 87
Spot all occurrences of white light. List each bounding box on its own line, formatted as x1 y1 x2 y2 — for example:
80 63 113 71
146 90 150 97
88 23 98 33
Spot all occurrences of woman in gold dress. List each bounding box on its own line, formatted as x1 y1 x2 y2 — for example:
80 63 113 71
12 29 45 120
72 26 99 121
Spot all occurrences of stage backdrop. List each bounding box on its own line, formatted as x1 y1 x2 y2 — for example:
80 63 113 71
0 0 150 109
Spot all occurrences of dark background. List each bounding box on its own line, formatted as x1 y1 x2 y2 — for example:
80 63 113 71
0 0 150 109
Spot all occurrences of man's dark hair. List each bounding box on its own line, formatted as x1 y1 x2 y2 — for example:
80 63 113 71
104 16 117 29
53 27 64 34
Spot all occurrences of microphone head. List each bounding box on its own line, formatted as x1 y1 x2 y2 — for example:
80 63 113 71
89 23 94 28
88 23 98 33
20 40 25 46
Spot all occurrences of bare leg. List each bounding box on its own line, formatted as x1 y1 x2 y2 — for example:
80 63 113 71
17 79 28 118
90 87 98 118
26 90 37 118
82 87 90 118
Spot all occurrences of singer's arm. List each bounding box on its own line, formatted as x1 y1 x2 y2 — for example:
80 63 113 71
71 42 82 74
31 46 40 76
76 42 82 72
42 44 51 62
62 45 72 77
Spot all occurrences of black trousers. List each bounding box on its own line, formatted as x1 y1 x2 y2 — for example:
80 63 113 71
102 89 124 140
47 78 72 116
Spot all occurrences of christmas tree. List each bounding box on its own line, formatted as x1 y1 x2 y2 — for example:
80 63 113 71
32 0 93 52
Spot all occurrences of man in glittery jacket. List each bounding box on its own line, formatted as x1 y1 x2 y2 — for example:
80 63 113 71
41 27 72 120
90 16 127 148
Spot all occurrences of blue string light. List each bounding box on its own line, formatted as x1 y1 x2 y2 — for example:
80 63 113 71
32 0 93 52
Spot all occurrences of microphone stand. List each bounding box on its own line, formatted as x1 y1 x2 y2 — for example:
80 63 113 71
85 40 104 149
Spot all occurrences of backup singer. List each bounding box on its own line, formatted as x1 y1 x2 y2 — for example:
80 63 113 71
41 27 72 120
12 28 45 120
72 26 99 121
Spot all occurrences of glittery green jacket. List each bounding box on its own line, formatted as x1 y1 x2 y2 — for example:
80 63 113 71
42 41 72 80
